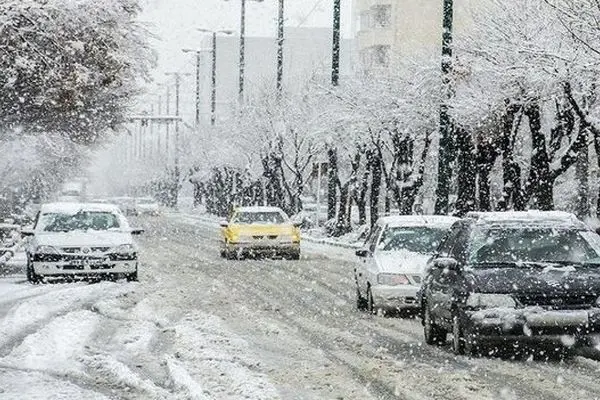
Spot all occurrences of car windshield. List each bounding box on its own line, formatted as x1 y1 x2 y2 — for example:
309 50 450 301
378 226 448 254
232 211 285 225
469 227 600 266
39 211 121 232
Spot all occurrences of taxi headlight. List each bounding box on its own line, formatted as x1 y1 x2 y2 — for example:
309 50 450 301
466 293 516 309
113 244 135 254
35 245 58 255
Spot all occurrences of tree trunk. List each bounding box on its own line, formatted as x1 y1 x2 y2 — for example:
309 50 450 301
476 140 496 211
327 147 338 221
454 127 477 216
497 103 521 211
575 131 589 219
524 102 554 210
369 150 382 228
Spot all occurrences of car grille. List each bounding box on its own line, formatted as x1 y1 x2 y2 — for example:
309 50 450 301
516 294 597 309
60 247 110 253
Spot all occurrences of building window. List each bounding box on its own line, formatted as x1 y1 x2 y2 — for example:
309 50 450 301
359 11 370 31
361 45 391 69
371 5 391 28
373 45 391 66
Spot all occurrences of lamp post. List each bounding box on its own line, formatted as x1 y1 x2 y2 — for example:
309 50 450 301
225 0 264 103
331 0 341 86
196 29 234 125
181 49 206 128
434 0 455 215
276 0 284 93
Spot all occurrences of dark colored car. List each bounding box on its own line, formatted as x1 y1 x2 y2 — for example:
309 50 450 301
420 211 600 355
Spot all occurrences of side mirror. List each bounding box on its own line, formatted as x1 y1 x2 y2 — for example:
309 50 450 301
596 227 600 236
292 221 302 228
355 249 369 258
21 228 35 237
131 228 144 235
433 257 459 271
220 220 229 228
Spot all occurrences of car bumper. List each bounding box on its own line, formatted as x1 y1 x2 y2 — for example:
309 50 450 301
227 242 300 255
32 260 137 276
466 307 600 337
371 285 420 309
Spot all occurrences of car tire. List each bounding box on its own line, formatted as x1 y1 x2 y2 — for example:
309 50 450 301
287 251 300 260
126 270 138 282
367 286 377 315
452 312 466 355
26 262 41 284
356 288 368 311
423 302 447 345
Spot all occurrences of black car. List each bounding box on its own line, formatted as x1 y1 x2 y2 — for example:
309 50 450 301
421 211 600 355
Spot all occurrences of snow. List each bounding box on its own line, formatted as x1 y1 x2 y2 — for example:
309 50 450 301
379 215 460 228
39 202 122 215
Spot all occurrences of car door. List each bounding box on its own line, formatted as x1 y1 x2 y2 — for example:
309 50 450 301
356 224 382 296
427 223 461 322
437 224 471 323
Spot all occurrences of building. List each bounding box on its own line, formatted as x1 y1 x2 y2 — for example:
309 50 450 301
353 0 474 70
178 27 354 124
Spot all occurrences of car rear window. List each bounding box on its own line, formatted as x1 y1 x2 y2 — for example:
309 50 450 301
232 211 285 225
378 226 448 254
468 227 600 265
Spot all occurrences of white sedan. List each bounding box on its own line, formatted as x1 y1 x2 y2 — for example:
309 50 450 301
23 202 143 283
354 215 459 315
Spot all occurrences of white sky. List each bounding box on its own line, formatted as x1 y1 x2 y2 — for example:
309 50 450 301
140 0 353 83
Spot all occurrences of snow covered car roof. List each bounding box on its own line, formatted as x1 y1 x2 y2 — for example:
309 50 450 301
465 210 587 229
378 215 460 228
235 206 285 213
39 202 122 215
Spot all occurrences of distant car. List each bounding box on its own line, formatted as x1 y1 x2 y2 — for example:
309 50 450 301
354 215 459 315
421 211 600 355
111 197 138 216
23 202 143 283
135 197 160 216
220 206 301 259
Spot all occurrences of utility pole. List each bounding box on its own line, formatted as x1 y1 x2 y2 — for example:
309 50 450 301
434 0 455 215
197 29 233 125
182 49 204 127
165 86 171 159
212 32 218 125
239 0 246 103
165 72 191 207
276 0 284 94
331 0 341 86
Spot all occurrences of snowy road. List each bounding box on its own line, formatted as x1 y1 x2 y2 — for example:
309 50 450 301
2 215 600 399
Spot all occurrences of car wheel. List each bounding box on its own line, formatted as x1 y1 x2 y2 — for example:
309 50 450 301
452 312 466 355
367 286 377 315
423 302 447 345
126 270 138 282
356 288 368 311
288 251 300 260
26 262 41 284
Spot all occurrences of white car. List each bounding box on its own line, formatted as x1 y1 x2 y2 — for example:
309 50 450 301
136 197 160 216
23 202 143 283
354 215 459 315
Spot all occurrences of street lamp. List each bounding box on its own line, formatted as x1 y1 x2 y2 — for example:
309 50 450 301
182 48 211 128
197 29 234 126
224 0 264 103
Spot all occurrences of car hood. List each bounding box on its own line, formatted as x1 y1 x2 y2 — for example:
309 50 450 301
33 231 133 247
374 251 431 274
468 266 600 295
229 224 296 236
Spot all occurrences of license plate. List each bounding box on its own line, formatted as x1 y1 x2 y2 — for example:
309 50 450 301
71 259 104 267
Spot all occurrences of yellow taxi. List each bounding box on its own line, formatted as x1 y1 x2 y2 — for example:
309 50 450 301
220 206 301 259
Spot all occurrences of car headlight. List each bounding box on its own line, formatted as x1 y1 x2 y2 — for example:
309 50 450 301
377 273 410 286
292 230 301 243
35 245 58 254
113 244 135 254
466 293 516 309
